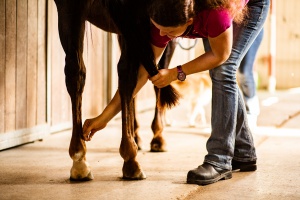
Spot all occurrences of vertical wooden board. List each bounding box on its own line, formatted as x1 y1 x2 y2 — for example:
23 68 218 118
50 2 61 126
5 0 17 132
16 0 28 130
82 25 105 119
90 27 104 116
37 0 46 124
27 0 38 128
0 0 5 133
50 3 71 127
275 0 300 88
48 3 60 126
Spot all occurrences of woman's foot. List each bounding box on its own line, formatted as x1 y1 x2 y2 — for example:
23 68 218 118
187 163 232 185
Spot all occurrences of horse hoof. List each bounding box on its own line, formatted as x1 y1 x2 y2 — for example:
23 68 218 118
150 137 167 152
70 171 94 181
122 171 146 180
122 160 147 180
70 160 94 181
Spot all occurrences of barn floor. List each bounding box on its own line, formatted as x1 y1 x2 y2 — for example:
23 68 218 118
1 89 300 200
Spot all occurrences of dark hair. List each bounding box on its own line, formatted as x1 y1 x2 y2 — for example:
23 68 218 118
148 0 248 26
148 0 196 27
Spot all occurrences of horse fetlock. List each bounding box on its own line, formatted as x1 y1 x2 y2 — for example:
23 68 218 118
70 160 94 181
122 159 146 180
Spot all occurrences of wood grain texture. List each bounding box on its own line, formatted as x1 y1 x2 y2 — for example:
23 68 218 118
5 0 17 132
0 0 5 134
27 0 38 128
16 0 28 130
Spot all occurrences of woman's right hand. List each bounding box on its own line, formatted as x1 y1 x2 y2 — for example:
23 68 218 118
82 116 107 141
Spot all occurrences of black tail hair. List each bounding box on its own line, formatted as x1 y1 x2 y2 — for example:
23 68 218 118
108 0 180 109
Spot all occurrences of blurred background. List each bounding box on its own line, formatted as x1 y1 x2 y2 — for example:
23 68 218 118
0 0 299 150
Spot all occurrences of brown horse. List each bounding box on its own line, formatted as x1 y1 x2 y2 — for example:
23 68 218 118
54 0 179 181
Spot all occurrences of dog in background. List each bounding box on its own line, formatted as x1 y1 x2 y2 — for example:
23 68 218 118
166 71 212 127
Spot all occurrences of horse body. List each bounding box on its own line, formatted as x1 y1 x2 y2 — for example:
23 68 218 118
54 0 177 181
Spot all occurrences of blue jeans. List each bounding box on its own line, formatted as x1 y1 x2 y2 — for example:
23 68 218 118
239 28 264 116
202 0 270 170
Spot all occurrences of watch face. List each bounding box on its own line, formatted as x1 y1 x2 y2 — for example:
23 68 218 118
178 72 186 81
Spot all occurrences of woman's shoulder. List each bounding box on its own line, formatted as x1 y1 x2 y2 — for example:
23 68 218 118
196 8 232 38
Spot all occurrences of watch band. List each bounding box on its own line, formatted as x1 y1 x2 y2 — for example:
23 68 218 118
177 65 183 72
177 65 186 81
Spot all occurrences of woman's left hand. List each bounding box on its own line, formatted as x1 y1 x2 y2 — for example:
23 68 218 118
149 68 177 88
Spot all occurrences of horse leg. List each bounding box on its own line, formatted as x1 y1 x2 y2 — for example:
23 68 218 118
150 41 177 152
133 98 143 150
120 99 146 179
54 0 93 181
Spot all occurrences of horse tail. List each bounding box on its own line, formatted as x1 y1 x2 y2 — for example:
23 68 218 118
108 0 181 109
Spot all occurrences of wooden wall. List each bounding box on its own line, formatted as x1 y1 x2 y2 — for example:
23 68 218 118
254 0 300 89
0 0 47 150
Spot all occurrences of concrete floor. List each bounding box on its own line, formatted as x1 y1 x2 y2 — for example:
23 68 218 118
1 89 300 200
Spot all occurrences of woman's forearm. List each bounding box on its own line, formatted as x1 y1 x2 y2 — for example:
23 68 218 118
98 89 122 124
182 26 232 76
98 65 149 123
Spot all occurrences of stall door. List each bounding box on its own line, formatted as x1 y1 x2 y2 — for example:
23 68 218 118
0 0 48 150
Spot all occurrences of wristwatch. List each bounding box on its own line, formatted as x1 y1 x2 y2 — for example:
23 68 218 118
177 65 186 81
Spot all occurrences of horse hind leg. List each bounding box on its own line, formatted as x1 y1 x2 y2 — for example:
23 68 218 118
133 98 143 150
55 1 93 181
150 41 177 152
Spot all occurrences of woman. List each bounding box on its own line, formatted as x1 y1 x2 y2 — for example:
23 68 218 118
147 0 269 185
83 0 269 185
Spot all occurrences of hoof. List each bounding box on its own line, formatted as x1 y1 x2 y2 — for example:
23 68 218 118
122 159 147 180
70 171 94 182
150 137 167 152
70 160 94 181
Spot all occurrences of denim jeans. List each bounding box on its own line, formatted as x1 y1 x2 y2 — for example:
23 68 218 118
239 28 264 117
202 0 270 170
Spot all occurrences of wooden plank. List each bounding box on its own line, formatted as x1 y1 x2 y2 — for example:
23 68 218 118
82 24 105 119
5 0 17 132
27 0 38 128
16 0 28 130
50 3 72 127
37 0 46 124
90 26 104 116
0 0 5 134
50 3 61 126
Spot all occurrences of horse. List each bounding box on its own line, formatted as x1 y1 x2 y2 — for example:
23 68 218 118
53 0 179 181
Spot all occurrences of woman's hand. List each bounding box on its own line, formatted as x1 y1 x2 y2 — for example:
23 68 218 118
82 116 107 141
149 68 177 88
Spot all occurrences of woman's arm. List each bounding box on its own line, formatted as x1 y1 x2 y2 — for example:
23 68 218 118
149 26 233 88
82 66 149 141
82 44 166 141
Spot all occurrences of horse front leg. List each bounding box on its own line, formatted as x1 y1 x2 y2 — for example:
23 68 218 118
55 0 93 181
119 95 146 179
117 50 146 179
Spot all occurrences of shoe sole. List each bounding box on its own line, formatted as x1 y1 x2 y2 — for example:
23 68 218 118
233 165 257 172
187 171 232 186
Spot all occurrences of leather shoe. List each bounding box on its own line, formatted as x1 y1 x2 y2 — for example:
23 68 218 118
232 160 257 171
187 163 232 185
